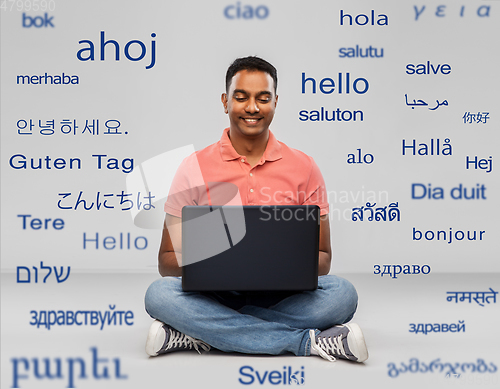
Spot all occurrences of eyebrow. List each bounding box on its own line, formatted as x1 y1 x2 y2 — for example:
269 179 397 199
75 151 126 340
232 89 272 96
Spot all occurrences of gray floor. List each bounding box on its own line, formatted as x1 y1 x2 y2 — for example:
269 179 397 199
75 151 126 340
1 272 499 388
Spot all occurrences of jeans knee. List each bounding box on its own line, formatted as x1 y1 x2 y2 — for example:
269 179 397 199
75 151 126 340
319 275 358 324
144 277 180 317
144 278 161 316
340 277 358 313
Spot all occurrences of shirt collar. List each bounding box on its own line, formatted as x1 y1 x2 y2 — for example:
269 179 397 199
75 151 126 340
220 128 282 162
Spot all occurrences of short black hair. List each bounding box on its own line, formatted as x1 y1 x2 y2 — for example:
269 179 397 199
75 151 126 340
225 56 278 94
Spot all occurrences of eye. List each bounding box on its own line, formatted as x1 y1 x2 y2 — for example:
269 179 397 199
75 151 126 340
258 94 272 103
234 94 247 102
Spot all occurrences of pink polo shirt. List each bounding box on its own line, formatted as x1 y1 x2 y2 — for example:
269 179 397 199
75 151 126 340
164 128 329 217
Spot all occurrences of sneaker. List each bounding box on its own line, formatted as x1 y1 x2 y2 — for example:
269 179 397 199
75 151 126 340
309 323 368 362
145 320 211 357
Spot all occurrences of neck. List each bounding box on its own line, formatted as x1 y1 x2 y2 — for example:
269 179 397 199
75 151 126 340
228 128 269 160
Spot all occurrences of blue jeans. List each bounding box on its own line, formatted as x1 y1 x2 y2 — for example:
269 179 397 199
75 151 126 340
144 275 358 356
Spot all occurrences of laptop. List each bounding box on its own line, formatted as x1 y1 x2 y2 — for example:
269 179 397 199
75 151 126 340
181 205 320 292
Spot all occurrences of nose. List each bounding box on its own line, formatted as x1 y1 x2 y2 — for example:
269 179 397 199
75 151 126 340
245 98 259 113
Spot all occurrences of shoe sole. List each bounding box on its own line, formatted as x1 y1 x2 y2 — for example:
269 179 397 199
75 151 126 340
344 323 369 363
145 320 166 357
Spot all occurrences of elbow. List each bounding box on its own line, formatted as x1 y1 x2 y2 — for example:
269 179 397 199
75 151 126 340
158 263 168 277
158 252 169 277
318 251 332 276
158 252 182 277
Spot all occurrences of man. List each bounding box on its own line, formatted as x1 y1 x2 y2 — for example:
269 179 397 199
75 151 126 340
144 56 368 362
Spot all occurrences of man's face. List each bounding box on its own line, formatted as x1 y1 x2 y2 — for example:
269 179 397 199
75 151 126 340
222 70 278 138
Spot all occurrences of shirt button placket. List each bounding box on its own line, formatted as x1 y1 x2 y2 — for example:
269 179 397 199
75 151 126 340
249 169 255 203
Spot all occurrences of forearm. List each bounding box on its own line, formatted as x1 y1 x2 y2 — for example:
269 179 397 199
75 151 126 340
158 214 183 277
318 251 331 276
158 251 182 277
317 215 332 276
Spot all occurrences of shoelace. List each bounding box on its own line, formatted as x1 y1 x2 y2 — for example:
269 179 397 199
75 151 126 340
309 329 347 362
164 328 211 354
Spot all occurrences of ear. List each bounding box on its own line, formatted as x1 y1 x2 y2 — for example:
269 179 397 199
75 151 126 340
274 94 278 108
221 93 228 114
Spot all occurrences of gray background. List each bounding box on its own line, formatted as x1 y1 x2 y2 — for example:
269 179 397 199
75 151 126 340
1 1 499 388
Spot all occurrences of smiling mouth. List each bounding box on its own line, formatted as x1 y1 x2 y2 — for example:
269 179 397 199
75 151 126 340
242 118 262 124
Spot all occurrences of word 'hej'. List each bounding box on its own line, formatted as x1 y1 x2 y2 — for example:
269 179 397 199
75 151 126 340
466 156 492 173
77 31 156 69
11 347 126 388
17 261 70 283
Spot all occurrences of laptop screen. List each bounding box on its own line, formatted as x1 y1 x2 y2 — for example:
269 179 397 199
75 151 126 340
181 205 320 292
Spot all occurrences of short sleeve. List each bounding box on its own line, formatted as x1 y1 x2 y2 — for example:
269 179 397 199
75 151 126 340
164 153 209 218
303 158 329 216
